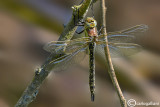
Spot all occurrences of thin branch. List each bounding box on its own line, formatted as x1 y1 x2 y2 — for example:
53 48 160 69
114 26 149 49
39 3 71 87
100 0 127 107
14 0 94 107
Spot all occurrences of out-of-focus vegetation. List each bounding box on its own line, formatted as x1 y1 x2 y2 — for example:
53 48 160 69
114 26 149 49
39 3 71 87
0 0 160 107
0 0 63 33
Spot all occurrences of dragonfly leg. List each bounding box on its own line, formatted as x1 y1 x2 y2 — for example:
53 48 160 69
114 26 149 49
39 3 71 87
73 14 84 26
98 25 106 35
73 6 85 26
79 0 94 18
73 7 80 25
63 24 65 28
79 0 84 5
91 1 94 18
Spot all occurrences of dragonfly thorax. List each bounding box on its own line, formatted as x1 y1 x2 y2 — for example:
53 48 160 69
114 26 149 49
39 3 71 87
84 17 98 37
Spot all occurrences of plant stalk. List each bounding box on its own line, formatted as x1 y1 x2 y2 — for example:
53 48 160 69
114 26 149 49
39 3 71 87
100 0 127 106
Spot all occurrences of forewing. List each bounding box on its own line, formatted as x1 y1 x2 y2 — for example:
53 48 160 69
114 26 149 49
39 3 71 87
43 37 91 53
98 24 148 43
108 24 148 35
43 40 68 53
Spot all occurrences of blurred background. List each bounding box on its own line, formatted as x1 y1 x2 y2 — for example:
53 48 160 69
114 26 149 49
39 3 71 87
0 0 160 107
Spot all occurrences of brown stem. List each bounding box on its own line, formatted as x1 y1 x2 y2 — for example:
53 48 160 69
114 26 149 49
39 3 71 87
100 0 127 106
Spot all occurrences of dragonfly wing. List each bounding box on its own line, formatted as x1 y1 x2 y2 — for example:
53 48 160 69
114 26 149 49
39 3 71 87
43 37 91 54
109 43 142 57
108 35 135 43
49 44 89 72
96 45 121 58
98 24 148 43
108 24 148 35
64 38 90 54
43 41 68 53
97 43 142 57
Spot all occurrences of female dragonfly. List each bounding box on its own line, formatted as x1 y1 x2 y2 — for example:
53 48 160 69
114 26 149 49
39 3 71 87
43 17 148 101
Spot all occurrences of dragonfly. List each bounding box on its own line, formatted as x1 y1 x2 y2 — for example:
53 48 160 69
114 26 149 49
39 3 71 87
43 17 148 101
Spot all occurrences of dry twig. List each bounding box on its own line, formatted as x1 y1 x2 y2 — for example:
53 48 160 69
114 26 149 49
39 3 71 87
100 0 127 106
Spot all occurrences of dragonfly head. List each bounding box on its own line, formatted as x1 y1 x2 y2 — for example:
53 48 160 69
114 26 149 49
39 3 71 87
85 17 97 29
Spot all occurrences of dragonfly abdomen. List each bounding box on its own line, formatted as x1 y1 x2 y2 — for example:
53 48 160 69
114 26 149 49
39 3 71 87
89 42 96 101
